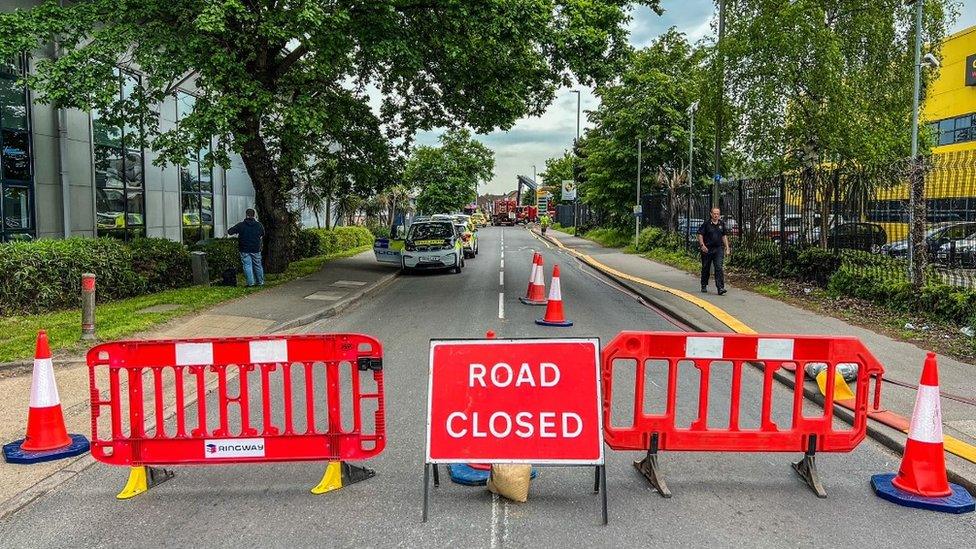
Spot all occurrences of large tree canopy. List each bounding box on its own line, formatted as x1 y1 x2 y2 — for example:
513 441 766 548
0 0 658 270
580 29 713 228
406 129 494 215
722 0 953 170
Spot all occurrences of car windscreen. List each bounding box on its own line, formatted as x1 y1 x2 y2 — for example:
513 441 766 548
407 223 453 241
454 224 469 234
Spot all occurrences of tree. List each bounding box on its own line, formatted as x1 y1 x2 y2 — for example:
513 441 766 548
721 0 954 244
540 151 574 204
0 0 658 271
406 129 495 215
580 29 713 228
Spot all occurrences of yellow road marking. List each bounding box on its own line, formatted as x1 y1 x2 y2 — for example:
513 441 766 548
538 230 754 334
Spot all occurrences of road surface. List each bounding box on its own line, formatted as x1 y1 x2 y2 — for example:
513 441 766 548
1 226 971 547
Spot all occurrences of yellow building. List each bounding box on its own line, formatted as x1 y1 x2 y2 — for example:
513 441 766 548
866 25 976 241
925 24 976 153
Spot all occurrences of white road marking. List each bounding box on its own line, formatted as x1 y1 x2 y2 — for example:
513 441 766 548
499 271 504 286
490 492 501 548
500 259 504 270
498 292 504 319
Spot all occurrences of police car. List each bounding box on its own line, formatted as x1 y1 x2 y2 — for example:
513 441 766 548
399 220 465 273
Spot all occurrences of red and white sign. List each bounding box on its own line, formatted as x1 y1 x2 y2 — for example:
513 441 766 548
425 338 603 464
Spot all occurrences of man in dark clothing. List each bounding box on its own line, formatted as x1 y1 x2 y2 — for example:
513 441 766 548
228 208 265 287
697 207 731 295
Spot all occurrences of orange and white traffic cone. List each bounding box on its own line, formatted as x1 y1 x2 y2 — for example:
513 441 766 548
535 265 573 327
519 253 548 305
3 331 90 464
871 352 974 513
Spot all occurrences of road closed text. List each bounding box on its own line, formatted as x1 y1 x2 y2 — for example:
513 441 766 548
426 339 603 464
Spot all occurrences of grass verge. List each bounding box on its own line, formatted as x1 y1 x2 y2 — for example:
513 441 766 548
582 227 632 248
0 245 371 363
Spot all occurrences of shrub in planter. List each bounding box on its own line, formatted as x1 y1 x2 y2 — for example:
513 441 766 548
128 238 192 291
191 238 240 281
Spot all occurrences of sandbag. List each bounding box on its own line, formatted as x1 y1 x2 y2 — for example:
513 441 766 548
487 464 532 503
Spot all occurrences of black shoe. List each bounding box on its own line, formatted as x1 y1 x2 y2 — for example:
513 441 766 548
701 286 707 293
718 288 728 296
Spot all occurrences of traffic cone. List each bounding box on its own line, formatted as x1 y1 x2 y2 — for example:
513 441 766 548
535 265 573 327
871 353 974 513
519 253 548 305
2 331 90 464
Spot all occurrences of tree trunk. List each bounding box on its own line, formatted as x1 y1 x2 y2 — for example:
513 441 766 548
237 114 294 273
325 197 332 230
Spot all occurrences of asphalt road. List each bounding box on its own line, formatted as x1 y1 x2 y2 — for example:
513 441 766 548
1 226 973 548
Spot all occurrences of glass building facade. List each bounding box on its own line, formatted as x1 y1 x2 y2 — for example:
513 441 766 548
0 54 33 242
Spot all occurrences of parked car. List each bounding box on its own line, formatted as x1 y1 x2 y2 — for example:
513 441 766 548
676 218 705 244
401 220 465 273
826 222 887 253
882 222 976 260
936 230 976 268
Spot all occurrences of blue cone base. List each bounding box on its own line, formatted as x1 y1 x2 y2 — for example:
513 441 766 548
536 318 573 327
871 473 975 514
3 434 90 464
518 297 548 306
448 464 539 486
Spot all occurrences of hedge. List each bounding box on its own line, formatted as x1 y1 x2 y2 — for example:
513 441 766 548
1 226 378 315
0 238 173 314
309 226 375 256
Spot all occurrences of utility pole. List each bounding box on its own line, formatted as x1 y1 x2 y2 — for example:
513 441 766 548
571 89 581 229
712 0 727 207
688 101 699 246
636 138 642 245
908 0 924 285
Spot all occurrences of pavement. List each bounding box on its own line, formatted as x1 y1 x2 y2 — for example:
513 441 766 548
0 250 398 511
543 227 976 491
1 226 974 547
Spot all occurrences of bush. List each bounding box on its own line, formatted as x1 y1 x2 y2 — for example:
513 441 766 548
0 238 145 314
294 229 321 260
365 222 390 239
309 226 375 256
191 238 240 281
582 228 632 249
786 246 842 286
128 238 192 291
635 227 664 253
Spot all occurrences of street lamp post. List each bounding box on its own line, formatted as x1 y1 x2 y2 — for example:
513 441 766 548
908 0 923 282
636 138 642 245
571 90 581 229
712 0 727 207
688 101 700 247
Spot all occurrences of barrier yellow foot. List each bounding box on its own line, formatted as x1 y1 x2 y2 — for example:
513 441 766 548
116 465 175 500
311 461 375 494
816 371 855 401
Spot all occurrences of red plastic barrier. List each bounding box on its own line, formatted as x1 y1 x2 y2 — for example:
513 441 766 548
601 331 885 496
87 334 385 466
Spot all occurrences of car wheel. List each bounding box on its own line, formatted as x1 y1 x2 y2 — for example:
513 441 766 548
401 260 411 274
454 255 463 273
475 242 479 255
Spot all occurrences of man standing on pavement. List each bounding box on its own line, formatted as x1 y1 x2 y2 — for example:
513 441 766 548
540 213 551 235
228 208 265 287
697 207 730 295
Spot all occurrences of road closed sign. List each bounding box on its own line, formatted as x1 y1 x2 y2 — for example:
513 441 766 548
425 338 603 464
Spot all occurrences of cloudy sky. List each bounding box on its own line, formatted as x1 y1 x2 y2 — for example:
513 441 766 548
414 1 976 196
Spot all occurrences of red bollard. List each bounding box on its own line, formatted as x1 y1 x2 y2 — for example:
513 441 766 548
81 273 96 341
